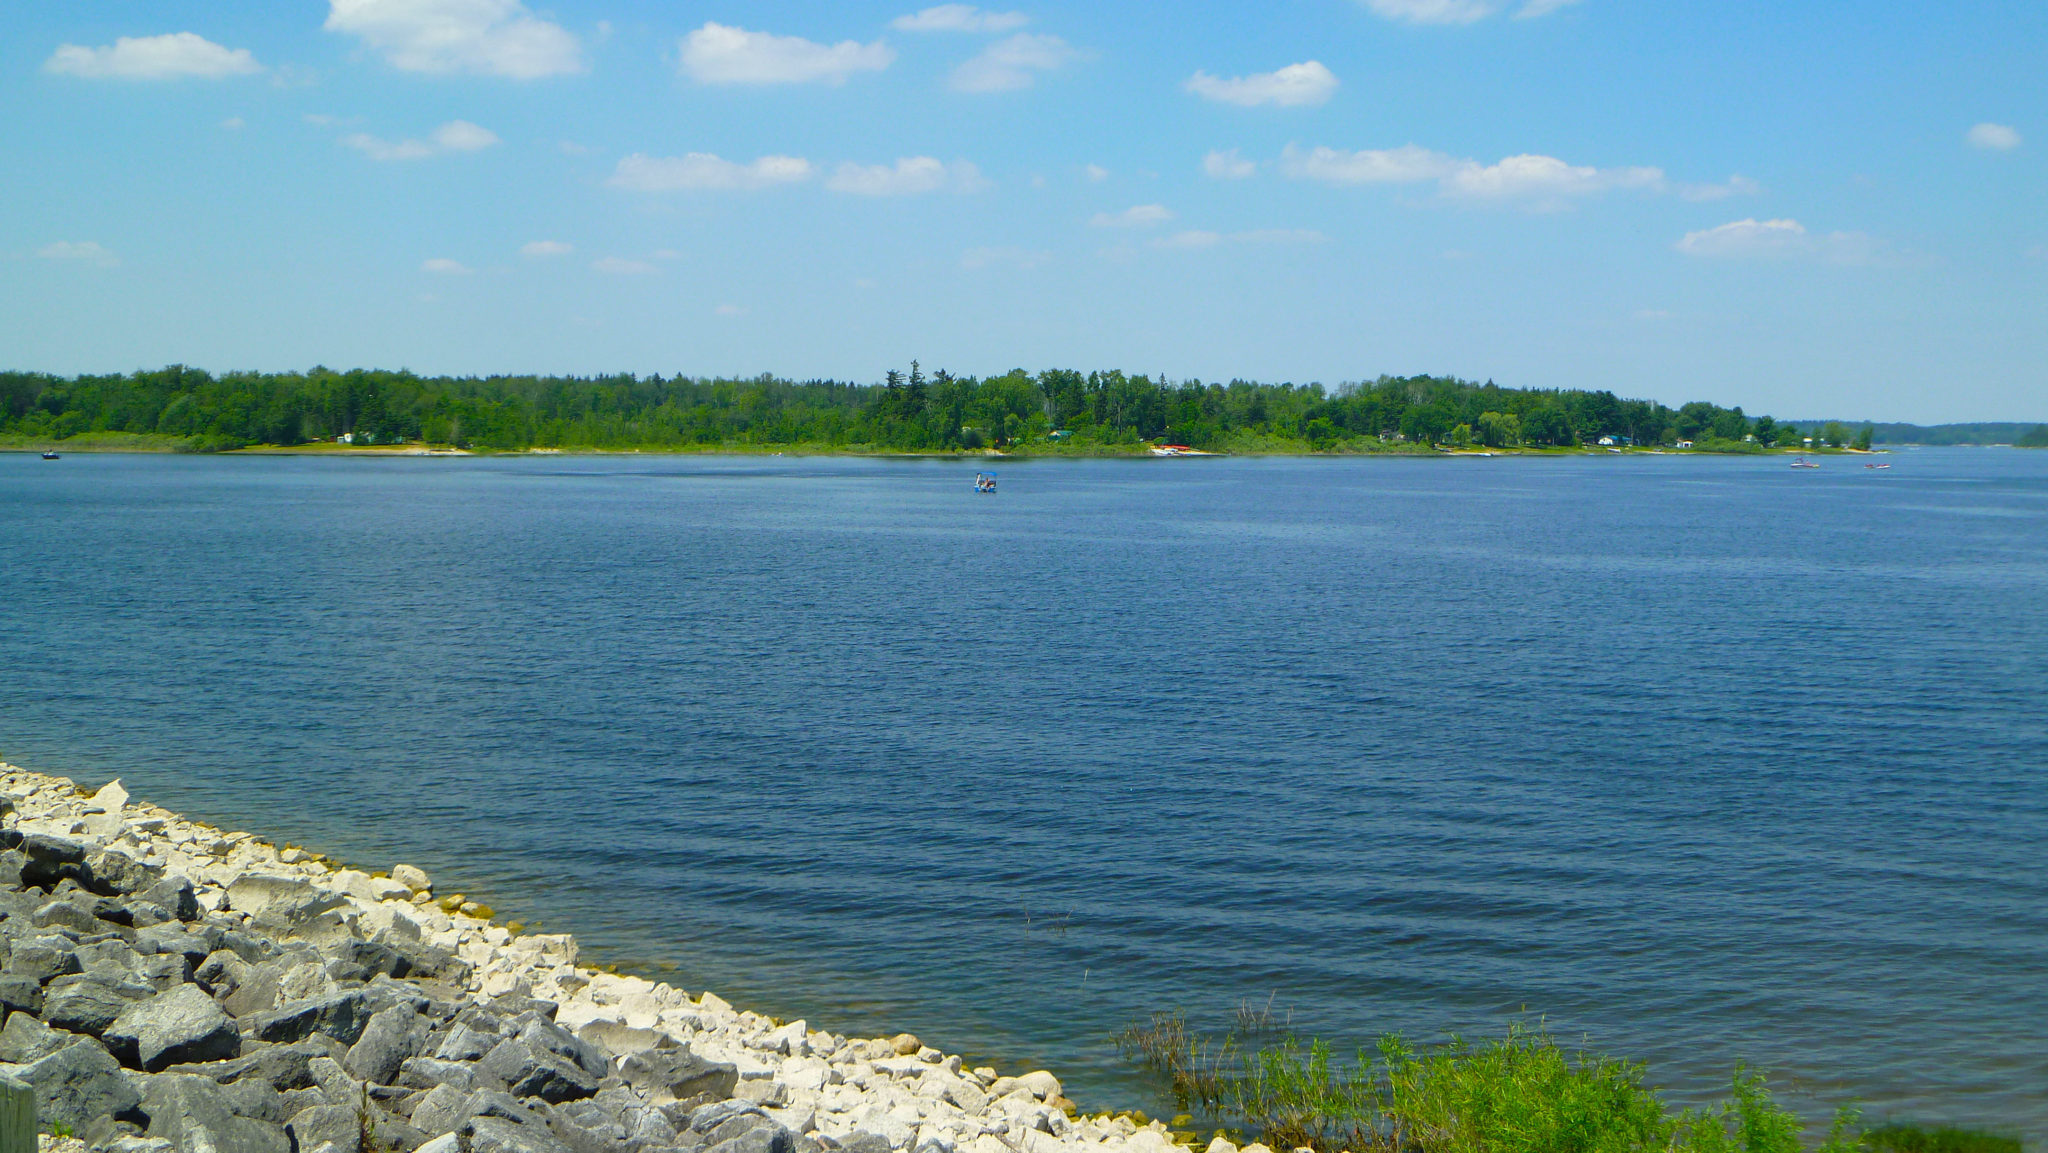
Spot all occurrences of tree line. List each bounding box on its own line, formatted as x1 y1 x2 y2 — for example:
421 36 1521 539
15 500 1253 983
0 364 1863 453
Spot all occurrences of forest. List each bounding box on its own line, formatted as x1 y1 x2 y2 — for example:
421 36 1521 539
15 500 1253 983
0 364 1864 454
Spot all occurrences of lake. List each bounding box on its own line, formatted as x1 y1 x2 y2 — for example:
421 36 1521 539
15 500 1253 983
2 449 2043 1141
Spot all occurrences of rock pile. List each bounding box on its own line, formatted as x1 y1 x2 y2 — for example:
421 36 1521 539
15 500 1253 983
0 765 1190 1153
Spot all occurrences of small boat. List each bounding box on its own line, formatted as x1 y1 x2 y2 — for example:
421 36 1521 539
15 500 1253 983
974 472 997 494
1864 462 1891 469
40 451 60 460
1790 458 1820 469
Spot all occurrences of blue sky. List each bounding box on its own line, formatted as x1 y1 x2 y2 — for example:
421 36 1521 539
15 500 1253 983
3 0 2042 422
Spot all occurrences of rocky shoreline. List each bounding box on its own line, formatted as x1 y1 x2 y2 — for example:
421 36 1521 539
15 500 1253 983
0 764 1207 1153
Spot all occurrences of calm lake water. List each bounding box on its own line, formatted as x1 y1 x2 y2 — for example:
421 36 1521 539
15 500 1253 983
2 450 2044 1141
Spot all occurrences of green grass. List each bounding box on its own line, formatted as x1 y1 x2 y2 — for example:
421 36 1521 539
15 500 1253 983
1115 1016 2018 1153
1864 1126 2022 1153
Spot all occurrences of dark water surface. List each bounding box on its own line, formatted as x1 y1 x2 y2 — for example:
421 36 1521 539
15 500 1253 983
2 450 2043 1140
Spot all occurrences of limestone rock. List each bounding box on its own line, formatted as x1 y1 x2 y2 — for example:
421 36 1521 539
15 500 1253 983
390 867 431 895
0 1036 143 1131
43 975 152 1038
143 1074 292 1153
345 1006 424 1087
107 984 241 1072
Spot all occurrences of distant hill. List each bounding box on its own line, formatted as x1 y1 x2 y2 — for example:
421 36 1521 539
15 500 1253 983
1785 421 2045 446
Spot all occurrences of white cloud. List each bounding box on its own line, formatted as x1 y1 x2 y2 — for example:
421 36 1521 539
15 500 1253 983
826 157 984 196
1090 204 1175 228
1514 0 1583 17
432 120 499 151
37 241 117 266
1674 218 1885 264
343 120 498 161
221 117 246 131
45 33 261 80
680 23 893 85
1678 174 1761 201
891 6 1029 32
1282 144 1460 184
324 0 582 78
1203 149 1257 179
1155 230 1221 250
1361 0 1496 25
520 240 573 256
592 257 658 275
1283 143 1664 207
1185 61 1337 108
421 257 472 274
607 152 815 191
962 246 1051 270
1084 164 1109 182
951 33 1075 92
1967 122 2021 151
1361 0 1578 23
1442 153 1663 202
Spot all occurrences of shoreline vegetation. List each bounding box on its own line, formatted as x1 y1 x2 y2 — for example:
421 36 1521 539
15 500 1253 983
1113 1014 2023 1153
11 364 2032 459
0 761 2023 1153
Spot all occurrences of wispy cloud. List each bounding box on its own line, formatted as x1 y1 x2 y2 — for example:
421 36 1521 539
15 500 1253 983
680 23 893 85
1283 144 1664 208
342 119 499 161
608 153 815 191
1359 0 1579 24
1090 204 1175 228
1185 61 1337 108
1675 218 1886 264
892 6 1029 33
592 257 659 275
421 257 472 274
325 0 583 78
1203 149 1257 179
826 157 984 196
45 33 261 80
520 241 573 257
1677 175 1761 202
951 33 1076 92
37 241 118 267
1967 122 2022 151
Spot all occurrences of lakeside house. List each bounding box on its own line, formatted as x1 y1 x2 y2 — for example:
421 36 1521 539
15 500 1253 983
1676 440 1696 449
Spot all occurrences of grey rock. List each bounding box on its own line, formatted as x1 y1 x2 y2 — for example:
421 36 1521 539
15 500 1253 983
617 1050 738 1104
76 940 149 977
143 1074 292 1153
45 973 153 1036
85 852 161 899
832 1134 890 1153
0 1035 143 1130
701 1114 775 1149
686 1103 764 1135
38 896 116 932
307 1057 364 1108
7 936 82 983
218 1079 287 1125
0 974 44 1015
345 1006 423 1086
514 1020 607 1081
141 879 201 924
19 835 91 890
730 1081 785 1108
334 941 411 981
396 1058 476 1093
0 1013 83 1064
705 1124 794 1153
288 1104 369 1153
107 984 241 1072
464 1116 573 1153
478 1037 598 1105
431 1021 498 1063
161 1039 335 1093
216 933 277 966
407 1083 472 1135
137 924 219 968
242 991 370 1046
218 963 281 1019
